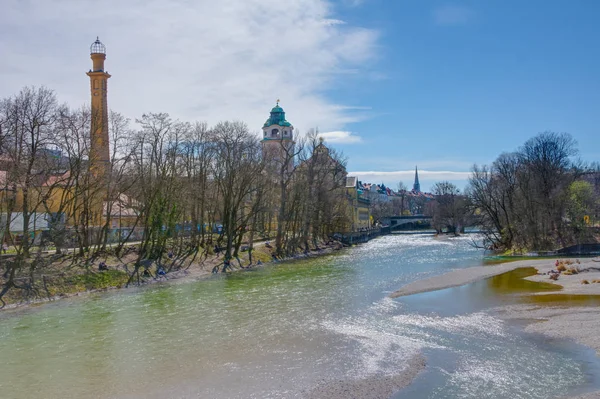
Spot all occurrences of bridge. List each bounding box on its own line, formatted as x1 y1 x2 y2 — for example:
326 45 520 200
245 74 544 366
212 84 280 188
381 215 432 230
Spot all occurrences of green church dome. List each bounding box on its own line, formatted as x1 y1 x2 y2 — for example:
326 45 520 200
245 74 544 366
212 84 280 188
263 101 292 128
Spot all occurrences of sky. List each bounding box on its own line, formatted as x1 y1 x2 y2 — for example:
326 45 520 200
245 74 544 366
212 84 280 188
1 0 599 192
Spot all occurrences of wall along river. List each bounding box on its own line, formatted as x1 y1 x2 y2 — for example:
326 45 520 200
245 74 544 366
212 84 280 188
1 234 599 398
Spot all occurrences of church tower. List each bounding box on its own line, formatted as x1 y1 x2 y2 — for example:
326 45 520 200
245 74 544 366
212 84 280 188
413 165 421 192
86 37 111 177
261 101 295 173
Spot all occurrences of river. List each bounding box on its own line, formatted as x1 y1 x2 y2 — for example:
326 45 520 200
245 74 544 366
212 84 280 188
1 234 599 398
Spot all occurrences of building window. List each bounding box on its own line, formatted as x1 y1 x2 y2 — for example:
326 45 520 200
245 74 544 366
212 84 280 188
94 79 99 89
271 129 279 137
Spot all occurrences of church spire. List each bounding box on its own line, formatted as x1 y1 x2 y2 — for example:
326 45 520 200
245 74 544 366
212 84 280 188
413 165 421 192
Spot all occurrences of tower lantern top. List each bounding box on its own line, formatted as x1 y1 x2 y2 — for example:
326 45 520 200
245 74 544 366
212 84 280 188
263 100 291 128
90 37 106 54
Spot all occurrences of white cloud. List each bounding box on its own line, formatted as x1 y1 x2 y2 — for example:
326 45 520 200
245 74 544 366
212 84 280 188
319 130 362 144
432 5 474 26
0 0 379 133
349 170 471 186
350 170 471 180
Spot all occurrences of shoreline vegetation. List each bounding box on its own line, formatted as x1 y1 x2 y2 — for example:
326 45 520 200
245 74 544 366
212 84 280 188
0 238 345 312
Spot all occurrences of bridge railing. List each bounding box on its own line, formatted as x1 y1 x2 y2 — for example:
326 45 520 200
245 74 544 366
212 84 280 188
334 227 389 245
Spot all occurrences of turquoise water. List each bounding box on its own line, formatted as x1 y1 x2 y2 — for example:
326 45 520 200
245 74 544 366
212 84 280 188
0 234 597 398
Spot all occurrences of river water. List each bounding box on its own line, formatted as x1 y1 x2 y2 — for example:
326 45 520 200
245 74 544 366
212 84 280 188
1 234 599 398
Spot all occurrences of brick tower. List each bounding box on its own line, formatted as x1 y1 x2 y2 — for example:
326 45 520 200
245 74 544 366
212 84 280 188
86 37 111 178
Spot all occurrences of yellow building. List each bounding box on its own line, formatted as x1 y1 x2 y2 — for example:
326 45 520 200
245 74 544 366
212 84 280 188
345 176 371 231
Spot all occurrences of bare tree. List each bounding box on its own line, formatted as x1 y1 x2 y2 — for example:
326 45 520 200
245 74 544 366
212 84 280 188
0 87 62 305
211 121 264 270
468 132 589 252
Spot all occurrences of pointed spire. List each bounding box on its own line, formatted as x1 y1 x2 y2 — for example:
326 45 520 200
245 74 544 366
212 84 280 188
413 165 421 192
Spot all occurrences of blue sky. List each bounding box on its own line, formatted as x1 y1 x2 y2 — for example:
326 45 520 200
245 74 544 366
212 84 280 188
0 0 598 192
329 0 600 190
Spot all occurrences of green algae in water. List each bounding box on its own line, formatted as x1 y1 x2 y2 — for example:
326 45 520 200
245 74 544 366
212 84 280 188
486 267 562 294
486 267 600 306
523 293 600 306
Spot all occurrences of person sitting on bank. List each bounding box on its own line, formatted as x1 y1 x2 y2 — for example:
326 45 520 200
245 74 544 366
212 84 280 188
98 261 108 271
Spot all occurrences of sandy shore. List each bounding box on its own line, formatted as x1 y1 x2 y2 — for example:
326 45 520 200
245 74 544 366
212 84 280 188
390 257 600 399
389 259 547 298
390 258 600 298
302 353 426 399
390 257 600 356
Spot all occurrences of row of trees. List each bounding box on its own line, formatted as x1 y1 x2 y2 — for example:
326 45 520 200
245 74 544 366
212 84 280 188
370 132 598 249
0 86 350 304
468 132 598 251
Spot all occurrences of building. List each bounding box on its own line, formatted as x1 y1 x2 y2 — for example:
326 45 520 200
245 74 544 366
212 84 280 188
345 176 371 231
362 182 391 203
87 37 111 178
261 101 295 174
413 165 421 192
86 37 112 226
85 38 137 229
